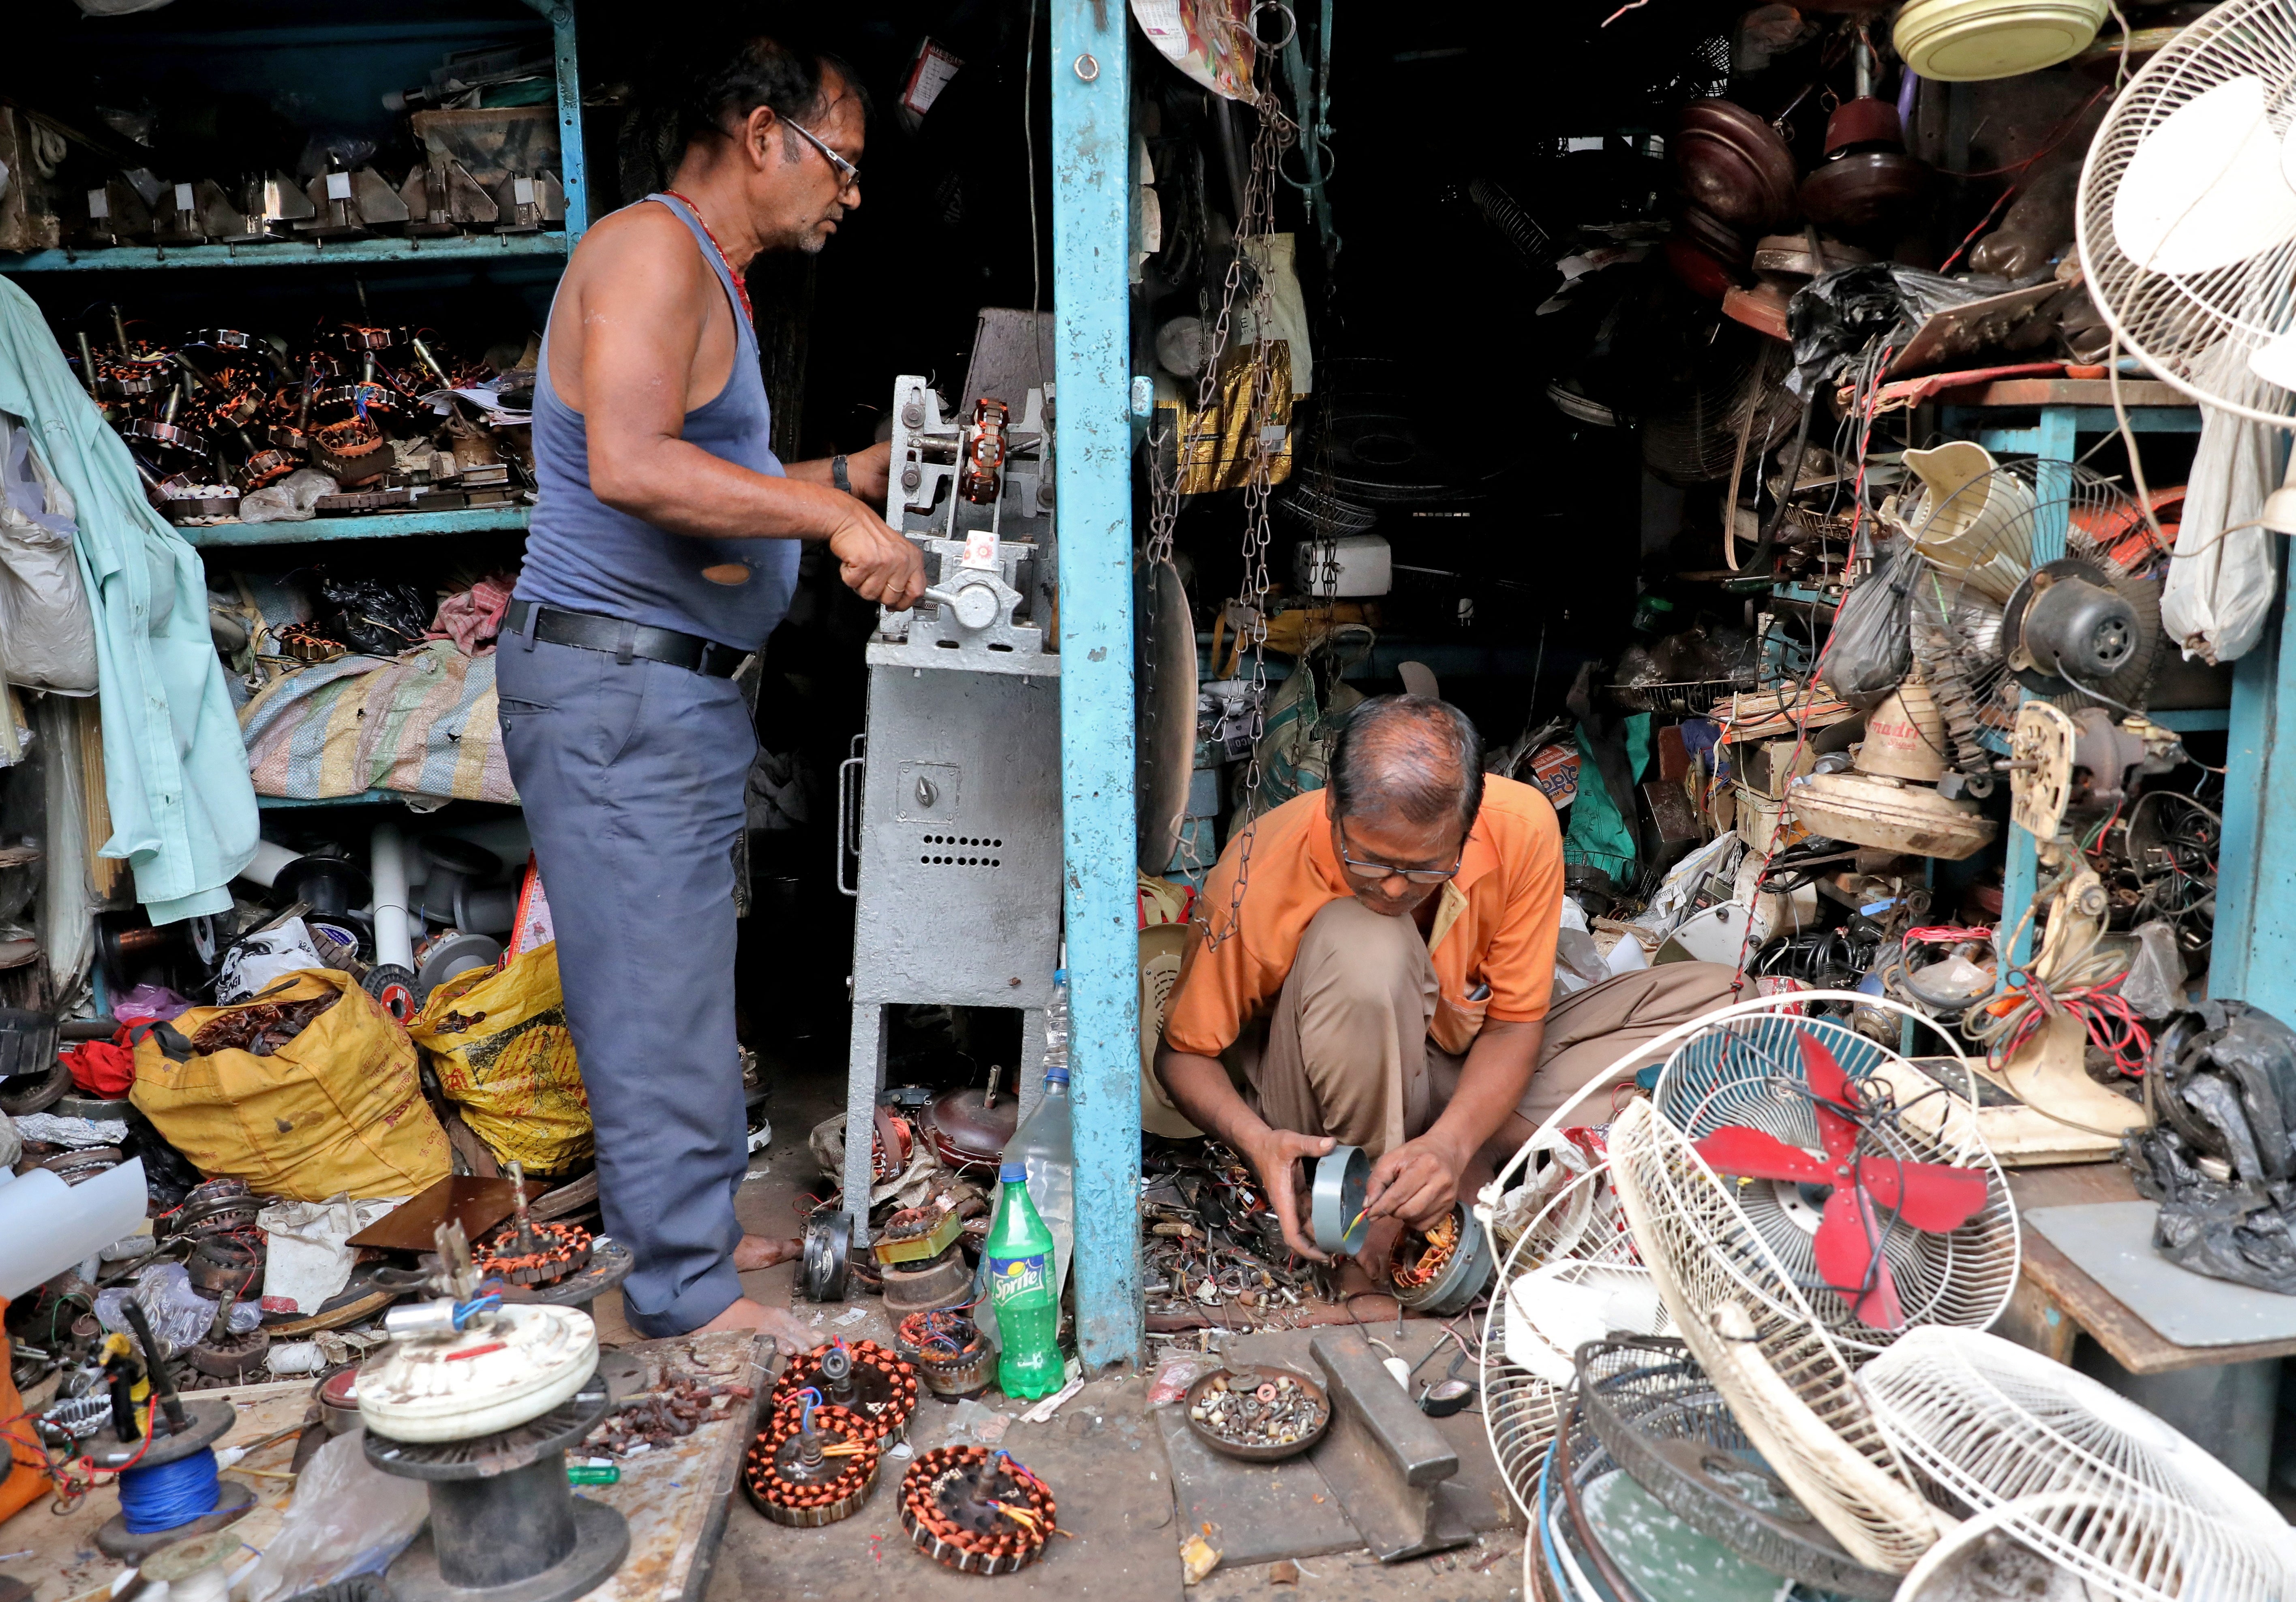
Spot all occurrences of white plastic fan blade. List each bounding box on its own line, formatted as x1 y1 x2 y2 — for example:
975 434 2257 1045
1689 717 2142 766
2113 77 2296 274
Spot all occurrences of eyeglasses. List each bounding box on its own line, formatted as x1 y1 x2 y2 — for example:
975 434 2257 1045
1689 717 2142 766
1336 821 1465 886
784 117 861 196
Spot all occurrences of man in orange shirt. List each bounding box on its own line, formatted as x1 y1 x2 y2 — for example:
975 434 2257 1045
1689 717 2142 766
1154 695 1736 1268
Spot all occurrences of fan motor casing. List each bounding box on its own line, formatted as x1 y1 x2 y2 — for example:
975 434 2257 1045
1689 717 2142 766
2011 561 2140 682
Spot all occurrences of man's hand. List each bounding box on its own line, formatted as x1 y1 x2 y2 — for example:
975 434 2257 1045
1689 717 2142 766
1242 1127 1337 1264
843 440 893 502
1363 1133 1466 1232
829 509 926 607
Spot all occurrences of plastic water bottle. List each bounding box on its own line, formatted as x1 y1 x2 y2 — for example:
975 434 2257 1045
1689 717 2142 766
985 1161 1063 1399
1004 984 1076 1299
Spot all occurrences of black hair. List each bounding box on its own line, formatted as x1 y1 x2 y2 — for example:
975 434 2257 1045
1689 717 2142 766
680 32 872 153
1328 695 1485 838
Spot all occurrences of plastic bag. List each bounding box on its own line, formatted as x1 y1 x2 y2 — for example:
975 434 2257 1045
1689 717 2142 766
239 467 337 524
2162 342 2285 665
1786 263 1987 398
317 570 431 657
0 411 98 694
216 916 330 1004
95 1262 259 1353
258 1193 405 1315
131 968 451 1201
242 1429 429 1602
409 941 591 1174
1825 535 1917 707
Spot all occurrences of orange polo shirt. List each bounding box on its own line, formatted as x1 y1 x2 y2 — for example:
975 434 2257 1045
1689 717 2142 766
1162 777 1566 1058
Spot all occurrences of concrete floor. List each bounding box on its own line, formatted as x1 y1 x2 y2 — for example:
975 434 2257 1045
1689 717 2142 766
629 1061 1528 1602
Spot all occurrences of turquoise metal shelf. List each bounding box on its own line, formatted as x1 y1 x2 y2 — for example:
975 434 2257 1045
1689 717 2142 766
0 232 569 274
188 505 529 547
2152 707 2232 733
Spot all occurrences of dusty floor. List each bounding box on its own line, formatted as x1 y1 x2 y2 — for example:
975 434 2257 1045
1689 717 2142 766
678 1060 1529 1602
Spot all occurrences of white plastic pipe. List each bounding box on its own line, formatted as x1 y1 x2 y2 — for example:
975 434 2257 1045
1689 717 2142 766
234 839 302 890
0 1159 150 1298
369 821 415 972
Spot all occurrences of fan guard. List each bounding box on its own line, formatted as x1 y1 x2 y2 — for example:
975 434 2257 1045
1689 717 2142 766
1654 1010 2020 1350
1862 1327 2296 1602
1608 1098 1944 1574
1480 1161 1667 1522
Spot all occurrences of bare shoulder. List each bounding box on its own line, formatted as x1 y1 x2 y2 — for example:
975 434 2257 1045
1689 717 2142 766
561 200 709 305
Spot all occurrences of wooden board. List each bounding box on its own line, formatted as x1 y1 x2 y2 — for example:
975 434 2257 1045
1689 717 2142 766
580 1328 767 1602
1933 378 2190 409
2007 1164 2296 1375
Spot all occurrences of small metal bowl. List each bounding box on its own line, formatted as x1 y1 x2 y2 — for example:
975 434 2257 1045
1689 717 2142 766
1311 1145 1370 1257
1183 1365 1330 1463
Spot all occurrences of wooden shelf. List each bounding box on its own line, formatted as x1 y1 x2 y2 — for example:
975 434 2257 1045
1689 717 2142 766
0 232 570 274
187 504 529 547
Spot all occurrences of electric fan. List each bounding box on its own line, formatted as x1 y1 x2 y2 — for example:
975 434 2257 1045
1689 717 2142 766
1641 323 1803 488
1480 1159 1671 1523
1891 453 2167 791
2077 0 2296 532
1654 1008 2020 1349
1608 1096 1948 1574
1861 1326 2296 1602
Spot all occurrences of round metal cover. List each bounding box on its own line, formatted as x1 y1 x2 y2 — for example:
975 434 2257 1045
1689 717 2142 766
803 1210 852 1302
1310 1145 1370 1257
1135 557 1197 875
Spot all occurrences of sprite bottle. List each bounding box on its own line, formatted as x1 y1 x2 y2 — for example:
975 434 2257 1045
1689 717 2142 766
985 1161 1063 1400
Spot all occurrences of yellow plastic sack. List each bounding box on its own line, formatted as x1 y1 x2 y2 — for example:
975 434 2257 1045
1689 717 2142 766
131 969 451 1202
410 942 591 1175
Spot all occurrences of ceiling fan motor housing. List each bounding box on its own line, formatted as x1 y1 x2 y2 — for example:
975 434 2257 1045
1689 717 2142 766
2012 560 2140 680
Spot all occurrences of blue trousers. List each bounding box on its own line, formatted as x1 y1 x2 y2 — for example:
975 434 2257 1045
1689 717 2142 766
497 633 756 1336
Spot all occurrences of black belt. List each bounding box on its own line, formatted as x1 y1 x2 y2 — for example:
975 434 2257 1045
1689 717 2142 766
505 600 747 678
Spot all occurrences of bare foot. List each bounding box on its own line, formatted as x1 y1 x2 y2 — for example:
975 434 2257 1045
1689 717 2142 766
733 1234 803 1273
694 1296 816 1354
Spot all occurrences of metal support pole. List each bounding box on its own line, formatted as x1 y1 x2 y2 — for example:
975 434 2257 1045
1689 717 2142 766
522 0 588 242
2212 534 2295 1016
1050 0 1142 1371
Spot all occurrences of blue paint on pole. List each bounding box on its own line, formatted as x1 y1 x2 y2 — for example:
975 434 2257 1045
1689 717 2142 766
1051 0 1142 1370
2213 540 2293 1013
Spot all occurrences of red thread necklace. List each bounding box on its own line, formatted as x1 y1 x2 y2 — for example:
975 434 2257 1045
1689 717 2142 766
660 190 754 327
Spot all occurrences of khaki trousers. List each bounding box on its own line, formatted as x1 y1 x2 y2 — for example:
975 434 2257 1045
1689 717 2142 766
1234 896 1742 1157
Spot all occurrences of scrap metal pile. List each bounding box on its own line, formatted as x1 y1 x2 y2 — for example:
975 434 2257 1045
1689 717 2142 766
67 311 528 526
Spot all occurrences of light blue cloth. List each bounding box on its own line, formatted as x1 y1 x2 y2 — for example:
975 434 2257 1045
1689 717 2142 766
0 275 256 922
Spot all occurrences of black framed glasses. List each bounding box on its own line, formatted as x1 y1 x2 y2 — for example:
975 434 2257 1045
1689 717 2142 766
784 117 861 196
1335 821 1465 886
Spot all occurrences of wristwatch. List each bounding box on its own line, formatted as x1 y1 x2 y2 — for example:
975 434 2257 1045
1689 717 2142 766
832 453 850 494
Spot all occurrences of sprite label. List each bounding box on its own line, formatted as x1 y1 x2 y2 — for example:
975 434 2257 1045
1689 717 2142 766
990 1252 1049 1308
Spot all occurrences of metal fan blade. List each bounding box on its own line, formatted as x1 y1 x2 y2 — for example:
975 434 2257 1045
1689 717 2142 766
1853 1156 1991 1233
1795 1031 1861 1166
1815 1187 1904 1330
1694 1125 1833 1184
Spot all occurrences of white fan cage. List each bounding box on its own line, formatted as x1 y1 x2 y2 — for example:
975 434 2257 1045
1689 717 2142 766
1480 1161 1664 1522
1862 1326 2296 1602
1609 1097 1941 1574
2075 0 2296 431
1654 1009 2021 1350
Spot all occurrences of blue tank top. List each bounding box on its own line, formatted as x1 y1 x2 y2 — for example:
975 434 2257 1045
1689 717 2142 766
516 193 797 651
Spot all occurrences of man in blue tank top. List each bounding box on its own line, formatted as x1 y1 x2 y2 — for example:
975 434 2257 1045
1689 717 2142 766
500 33 922 1344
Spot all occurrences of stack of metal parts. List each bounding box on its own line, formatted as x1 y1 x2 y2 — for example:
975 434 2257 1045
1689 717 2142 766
357 1223 625 1602
61 163 562 250
67 312 523 524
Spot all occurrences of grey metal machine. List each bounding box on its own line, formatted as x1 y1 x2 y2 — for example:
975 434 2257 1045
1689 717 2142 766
838 310 1060 1245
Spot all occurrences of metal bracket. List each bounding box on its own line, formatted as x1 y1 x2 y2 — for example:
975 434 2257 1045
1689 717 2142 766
835 735 865 898
1309 1329 1479 1562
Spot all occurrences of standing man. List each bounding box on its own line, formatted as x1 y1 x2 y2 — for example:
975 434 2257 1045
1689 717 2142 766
1153 696 1737 1279
500 34 925 1340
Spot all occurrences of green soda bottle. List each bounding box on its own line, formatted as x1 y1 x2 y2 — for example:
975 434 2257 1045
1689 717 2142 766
985 1161 1063 1400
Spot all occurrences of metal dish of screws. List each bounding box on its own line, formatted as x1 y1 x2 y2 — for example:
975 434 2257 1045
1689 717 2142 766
1183 1365 1330 1463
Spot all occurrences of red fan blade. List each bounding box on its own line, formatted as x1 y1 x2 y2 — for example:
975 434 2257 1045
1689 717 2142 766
1796 1031 1861 1166
1816 1186 1905 1330
1694 1126 1833 1185
1854 1157 1991 1233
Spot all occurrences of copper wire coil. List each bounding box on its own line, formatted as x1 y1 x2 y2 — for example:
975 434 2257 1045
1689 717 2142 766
898 1444 1057 1573
1389 1208 1462 1293
742 1403 881 1527
771 1340 919 1443
474 1218 593 1285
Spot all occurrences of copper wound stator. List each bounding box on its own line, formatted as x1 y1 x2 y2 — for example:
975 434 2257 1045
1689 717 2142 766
741 1401 880 1527
771 1339 919 1443
900 1445 1058 1573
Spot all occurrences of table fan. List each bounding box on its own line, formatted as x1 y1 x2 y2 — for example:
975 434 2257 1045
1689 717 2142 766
1608 1097 1949 1575
1862 1326 2296 1602
2075 0 2296 530
1655 1007 2020 1350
